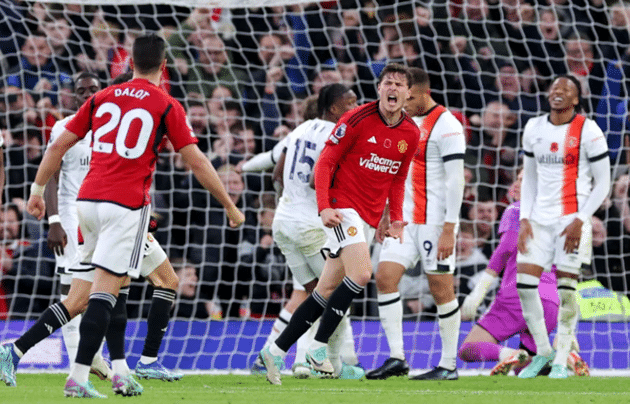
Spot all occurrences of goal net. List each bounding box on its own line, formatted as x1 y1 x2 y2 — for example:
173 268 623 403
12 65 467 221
0 0 629 374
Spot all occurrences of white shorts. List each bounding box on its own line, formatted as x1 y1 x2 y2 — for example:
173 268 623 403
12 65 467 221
516 215 592 275
77 201 150 278
72 232 167 282
379 223 457 274
322 208 375 258
272 218 327 286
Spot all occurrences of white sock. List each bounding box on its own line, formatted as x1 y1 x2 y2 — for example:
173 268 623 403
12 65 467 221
340 315 358 366
112 359 130 377
295 318 318 363
13 344 24 358
68 363 91 384
265 309 291 348
437 299 460 370
61 306 81 363
499 347 518 362
553 277 579 366
309 340 327 352
517 273 553 357
328 315 348 376
377 292 404 360
139 356 157 365
269 343 288 358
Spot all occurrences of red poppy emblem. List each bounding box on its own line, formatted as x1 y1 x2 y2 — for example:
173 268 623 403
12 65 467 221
550 142 559 152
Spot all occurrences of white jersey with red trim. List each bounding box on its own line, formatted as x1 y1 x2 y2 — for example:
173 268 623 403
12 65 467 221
522 114 608 224
275 118 334 226
403 108 465 225
48 114 92 270
49 115 92 212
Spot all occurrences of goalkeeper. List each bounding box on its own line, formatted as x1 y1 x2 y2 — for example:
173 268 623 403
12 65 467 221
459 172 589 376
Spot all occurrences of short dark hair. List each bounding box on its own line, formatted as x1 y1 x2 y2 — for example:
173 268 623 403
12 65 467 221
111 72 133 86
132 34 166 74
73 71 99 86
317 83 350 118
553 74 583 113
408 67 429 88
377 63 411 87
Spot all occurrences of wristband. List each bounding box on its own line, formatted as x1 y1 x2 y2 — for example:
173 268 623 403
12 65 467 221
30 182 46 197
48 215 61 224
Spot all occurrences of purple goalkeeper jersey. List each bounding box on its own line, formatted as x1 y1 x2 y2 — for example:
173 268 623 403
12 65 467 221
489 202 559 305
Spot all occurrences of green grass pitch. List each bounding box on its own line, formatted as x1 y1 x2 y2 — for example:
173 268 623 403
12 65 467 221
1 374 629 404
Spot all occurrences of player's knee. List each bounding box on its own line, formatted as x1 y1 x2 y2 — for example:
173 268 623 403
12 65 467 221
457 342 476 362
352 272 372 288
62 297 88 317
374 270 394 292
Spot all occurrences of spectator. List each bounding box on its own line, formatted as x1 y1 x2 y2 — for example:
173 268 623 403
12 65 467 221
467 199 499 259
170 258 211 320
39 15 75 74
5 34 72 106
186 99 212 153
485 61 543 130
466 100 519 204
245 194 288 318
186 165 257 318
562 32 605 114
186 34 248 99
454 221 489 302
593 174 630 294
247 32 297 139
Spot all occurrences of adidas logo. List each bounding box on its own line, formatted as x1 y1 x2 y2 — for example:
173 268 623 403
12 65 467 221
368 136 377 144
45 323 53 334
332 308 345 317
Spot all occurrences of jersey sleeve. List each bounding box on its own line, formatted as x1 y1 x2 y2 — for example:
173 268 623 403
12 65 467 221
48 119 66 146
165 101 198 152
521 118 535 155
65 96 95 139
314 118 358 212
437 115 466 160
582 119 609 162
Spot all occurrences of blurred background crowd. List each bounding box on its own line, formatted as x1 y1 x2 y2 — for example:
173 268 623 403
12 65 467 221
0 0 629 322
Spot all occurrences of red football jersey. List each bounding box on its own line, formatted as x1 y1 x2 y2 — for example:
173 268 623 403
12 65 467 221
314 101 420 228
65 78 197 209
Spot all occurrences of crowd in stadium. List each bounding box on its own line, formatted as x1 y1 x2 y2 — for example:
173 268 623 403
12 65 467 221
0 0 629 325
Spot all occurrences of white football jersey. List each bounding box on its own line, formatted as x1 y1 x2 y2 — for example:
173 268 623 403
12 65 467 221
522 114 609 223
274 118 335 225
404 107 466 225
48 115 92 269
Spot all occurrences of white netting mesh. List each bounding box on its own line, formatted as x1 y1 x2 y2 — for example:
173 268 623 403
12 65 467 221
0 0 629 373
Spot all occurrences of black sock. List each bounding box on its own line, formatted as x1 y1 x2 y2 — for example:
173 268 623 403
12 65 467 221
275 292 327 352
15 302 70 355
75 293 116 366
314 277 363 344
141 287 175 358
105 287 129 361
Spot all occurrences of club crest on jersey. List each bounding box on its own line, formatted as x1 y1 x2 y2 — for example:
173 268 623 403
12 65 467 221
550 142 559 152
567 137 577 148
397 140 408 153
329 123 347 144
384 138 392 148
347 226 357 236
419 127 430 141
